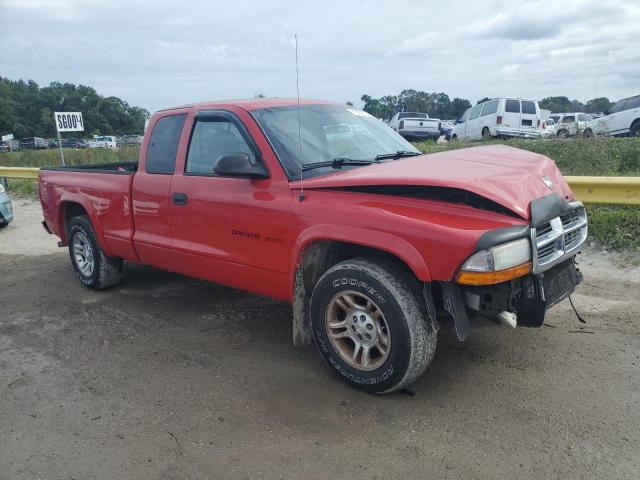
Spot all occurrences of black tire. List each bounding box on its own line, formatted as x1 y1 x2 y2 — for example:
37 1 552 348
482 127 491 139
0 222 8 229
630 121 640 137
557 129 569 139
310 258 437 394
451 134 458 141
582 128 593 138
67 216 123 290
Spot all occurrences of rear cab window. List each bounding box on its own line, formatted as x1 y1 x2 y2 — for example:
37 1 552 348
505 99 520 113
398 112 427 119
145 114 187 174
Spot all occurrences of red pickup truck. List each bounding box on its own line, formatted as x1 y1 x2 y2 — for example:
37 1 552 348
38 99 587 393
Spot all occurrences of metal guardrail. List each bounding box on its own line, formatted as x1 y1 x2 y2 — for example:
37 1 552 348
0 166 40 179
564 176 640 206
0 167 639 206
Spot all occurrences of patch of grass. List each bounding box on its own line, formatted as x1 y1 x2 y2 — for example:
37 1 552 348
0 146 140 168
586 206 640 252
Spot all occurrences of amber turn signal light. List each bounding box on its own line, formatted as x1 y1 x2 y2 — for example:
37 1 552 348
457 261 533 286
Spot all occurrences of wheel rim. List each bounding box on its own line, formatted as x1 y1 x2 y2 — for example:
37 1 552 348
72 231 95 277
325 290 391 371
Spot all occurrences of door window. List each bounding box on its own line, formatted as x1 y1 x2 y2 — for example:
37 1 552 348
186 119 255 175
146 114 186 174
505 100 520 113
468 105 482 120
561 116 575 123
480 100 499 116
624 96 640 110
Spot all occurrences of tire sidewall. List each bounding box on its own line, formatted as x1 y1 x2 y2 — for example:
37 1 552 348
310 264 412 393
68 218 101 287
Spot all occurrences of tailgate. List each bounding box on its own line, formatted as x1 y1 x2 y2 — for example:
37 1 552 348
402 118 440 132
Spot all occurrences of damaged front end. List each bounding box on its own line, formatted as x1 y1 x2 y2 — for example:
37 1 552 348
440 194 588 340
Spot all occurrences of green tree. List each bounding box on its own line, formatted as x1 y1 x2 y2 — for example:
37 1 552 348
0 76 150 138
584 97 613 113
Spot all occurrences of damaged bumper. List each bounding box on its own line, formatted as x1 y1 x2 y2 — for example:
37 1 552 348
441 194 587 340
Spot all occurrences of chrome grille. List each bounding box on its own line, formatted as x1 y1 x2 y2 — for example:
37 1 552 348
531 202 588 274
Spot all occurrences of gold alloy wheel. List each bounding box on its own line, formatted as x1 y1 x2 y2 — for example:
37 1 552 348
325 290 391 371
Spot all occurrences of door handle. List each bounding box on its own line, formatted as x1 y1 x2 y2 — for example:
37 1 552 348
172 193 188 205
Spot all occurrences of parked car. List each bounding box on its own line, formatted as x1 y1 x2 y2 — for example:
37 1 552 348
0 182 13 228
63 138 90 149
38 99 588 393
0 139 20 152
583 95 640 137
451 98 541 140
540 118 556 137
117 134 143 146
19 137 48 150
548 113 589 138
440 120 455 140
95 135 117 149
389 112 441 140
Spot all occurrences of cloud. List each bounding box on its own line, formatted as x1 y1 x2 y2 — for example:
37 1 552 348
1 0 638 112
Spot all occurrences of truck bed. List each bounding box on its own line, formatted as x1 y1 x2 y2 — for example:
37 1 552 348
39 161 138 262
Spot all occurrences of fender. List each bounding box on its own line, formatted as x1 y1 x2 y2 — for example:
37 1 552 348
57 194 113 257
291 223 432 289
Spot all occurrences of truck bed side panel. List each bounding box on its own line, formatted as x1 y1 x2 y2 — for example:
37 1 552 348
39 169 138 262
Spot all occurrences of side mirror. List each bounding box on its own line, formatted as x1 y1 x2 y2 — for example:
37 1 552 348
213 153 269 179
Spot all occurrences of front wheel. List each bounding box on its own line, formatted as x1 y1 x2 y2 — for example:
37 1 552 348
557 129 569 138
310 258 437 394
67 216 123 290
582 128 593 138
630 121 640 137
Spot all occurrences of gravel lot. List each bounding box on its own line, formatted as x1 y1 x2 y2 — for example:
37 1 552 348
1 199 639 479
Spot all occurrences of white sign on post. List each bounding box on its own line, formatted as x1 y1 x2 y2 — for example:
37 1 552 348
1 134 13 141
54 111 85 165
54 112 84 132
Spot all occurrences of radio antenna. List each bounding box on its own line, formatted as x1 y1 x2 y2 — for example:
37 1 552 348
295 33 305 202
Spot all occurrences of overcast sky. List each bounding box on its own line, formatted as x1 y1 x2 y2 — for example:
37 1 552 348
1 0 638 113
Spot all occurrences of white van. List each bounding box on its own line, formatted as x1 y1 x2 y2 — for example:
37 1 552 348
451 98 541 140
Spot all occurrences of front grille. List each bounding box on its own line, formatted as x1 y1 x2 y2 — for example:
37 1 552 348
531 203 588 274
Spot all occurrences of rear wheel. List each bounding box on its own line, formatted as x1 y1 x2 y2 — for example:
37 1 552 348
310 258 437 394
630 121 640 137
67 216 123 290
482 127 491 139
557 129 569 138
582 128 593 138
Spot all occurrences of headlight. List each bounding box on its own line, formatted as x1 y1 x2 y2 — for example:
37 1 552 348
457 238 532 285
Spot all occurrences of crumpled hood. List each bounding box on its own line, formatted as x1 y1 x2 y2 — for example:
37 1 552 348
292 145 573 220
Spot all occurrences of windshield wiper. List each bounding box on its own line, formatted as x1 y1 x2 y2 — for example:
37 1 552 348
374 150 421 161
301 157 374 171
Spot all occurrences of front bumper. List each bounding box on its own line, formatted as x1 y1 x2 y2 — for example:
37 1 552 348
445 195 587 339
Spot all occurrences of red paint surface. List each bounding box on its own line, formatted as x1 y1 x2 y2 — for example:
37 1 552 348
39 99 574 302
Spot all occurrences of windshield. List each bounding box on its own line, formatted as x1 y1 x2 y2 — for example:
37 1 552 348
252 104 420 178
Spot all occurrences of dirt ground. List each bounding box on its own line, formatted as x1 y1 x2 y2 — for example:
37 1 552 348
1 199 639 480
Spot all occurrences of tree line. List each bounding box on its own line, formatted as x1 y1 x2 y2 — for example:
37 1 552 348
0 76 150 139
361 90 616 120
